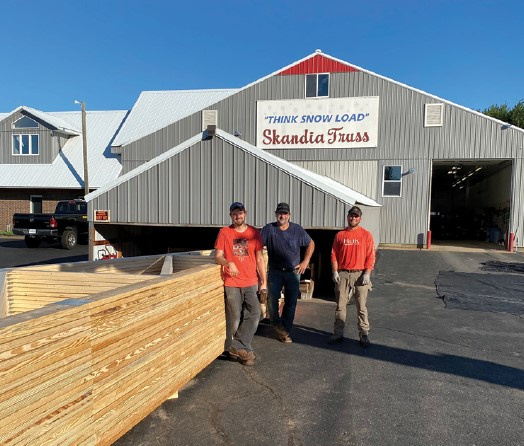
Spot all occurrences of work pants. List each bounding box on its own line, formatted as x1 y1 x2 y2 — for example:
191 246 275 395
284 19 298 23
333 271 370 336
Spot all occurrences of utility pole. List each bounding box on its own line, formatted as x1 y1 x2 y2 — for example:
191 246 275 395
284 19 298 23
75 100 89 197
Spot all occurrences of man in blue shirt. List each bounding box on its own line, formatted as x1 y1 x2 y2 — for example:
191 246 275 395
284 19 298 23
260 202 315 343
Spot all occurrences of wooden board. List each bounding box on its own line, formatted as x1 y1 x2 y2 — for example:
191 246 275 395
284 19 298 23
0 262 225 445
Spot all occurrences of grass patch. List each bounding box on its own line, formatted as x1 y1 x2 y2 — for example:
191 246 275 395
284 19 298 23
0 231 14 236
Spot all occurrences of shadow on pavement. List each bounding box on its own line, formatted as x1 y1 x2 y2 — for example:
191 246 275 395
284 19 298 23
274 323 524 392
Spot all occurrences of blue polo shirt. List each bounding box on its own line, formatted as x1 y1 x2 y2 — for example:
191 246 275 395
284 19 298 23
260 222 312 269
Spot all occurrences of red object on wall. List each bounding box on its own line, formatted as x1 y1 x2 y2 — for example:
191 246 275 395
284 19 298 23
427 230 432 250
278 54 359 75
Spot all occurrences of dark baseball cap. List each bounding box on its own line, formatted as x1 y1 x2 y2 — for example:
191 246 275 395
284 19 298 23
347 206 362 217
229 201 245 212
275 202 290 213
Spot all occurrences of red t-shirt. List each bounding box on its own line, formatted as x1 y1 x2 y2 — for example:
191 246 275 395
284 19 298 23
331 226 375 271
214 225 263 287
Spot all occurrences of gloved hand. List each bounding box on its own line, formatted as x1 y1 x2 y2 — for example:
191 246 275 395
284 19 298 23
332 271 340 283
362 273 371 285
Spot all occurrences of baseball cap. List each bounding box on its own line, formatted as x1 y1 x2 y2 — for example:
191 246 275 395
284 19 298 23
229 201 245 212
347 206 362 217
275 202 290 213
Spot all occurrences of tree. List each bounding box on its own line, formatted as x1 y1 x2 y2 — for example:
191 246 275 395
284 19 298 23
480 100 524 129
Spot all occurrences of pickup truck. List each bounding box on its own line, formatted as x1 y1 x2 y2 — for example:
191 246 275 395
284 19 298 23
13 199 88 249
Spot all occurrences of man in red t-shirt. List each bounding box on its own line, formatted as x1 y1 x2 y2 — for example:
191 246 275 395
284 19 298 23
215 202 267 366
329 206 375 347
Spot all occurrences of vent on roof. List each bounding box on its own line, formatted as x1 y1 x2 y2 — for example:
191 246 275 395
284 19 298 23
202 110 217 130
424 103 444 127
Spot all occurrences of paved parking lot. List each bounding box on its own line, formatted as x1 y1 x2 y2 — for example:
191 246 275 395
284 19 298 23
115 248 524 446
2 239 523 445
0 236 88 269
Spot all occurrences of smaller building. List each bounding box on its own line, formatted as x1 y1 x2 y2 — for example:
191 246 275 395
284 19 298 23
0 106 128 231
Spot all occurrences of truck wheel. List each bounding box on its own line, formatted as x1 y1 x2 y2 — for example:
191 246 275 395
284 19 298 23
24 236 41 248
61 230 77 250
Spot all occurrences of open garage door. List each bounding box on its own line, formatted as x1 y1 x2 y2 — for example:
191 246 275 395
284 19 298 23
430 160 512 247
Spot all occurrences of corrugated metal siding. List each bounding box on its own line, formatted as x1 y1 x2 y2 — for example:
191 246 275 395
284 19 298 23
0 111 56 164
90 138 361 230
291 160 378 199
116 64 524 244
511 158 524 248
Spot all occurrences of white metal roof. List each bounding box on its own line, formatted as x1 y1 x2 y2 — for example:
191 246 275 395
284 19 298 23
111 89 238 147
87 129 380 208
0 110 128 189
12 106 81 135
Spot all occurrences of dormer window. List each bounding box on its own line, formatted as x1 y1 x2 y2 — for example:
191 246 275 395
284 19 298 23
13 134 39 155
12 116 39 129
305 73 329 98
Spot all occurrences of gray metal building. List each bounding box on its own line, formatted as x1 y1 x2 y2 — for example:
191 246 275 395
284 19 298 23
86 50 523 269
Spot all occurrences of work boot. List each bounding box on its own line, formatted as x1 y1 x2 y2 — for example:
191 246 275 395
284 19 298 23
237 349 256 366
328 334 343 344
359 334 370 348
274 325 292 343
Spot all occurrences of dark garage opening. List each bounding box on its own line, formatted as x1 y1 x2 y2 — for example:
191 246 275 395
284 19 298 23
95 224 338 299
430 160 512 245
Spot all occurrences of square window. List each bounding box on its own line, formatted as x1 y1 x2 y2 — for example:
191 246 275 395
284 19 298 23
305 73 329 98
382 165 402 197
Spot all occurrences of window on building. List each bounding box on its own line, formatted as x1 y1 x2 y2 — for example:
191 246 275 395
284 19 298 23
305 73 329 98
424 103 444 127
12 134 39 155
382 165 402 197
12 116 39 129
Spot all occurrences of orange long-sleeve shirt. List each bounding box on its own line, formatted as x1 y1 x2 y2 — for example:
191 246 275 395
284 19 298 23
331 226 375 271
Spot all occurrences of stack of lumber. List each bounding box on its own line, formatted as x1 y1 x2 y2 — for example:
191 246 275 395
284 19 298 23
26 254 167 275
0 263 225 445
5 270 157 315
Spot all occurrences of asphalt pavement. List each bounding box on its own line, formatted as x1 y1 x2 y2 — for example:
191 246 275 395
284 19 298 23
0 236 88 269
1 239 522 445
113 248 524 446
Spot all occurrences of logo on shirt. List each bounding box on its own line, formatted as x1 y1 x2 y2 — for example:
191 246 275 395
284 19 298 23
343 238 360 245
233 238 249 260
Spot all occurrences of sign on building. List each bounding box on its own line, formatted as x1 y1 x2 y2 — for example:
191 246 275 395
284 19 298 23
256 97 379 149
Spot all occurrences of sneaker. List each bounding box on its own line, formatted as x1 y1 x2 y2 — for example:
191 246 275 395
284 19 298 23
274 325 293 343
328 334 343 344
359 334 370 347
237 349 256 366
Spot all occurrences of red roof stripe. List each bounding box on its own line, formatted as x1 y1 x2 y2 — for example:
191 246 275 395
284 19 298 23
278 54 359 75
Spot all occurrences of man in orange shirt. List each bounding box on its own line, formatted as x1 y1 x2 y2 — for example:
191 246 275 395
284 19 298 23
215 202 267 366
329 206 375 347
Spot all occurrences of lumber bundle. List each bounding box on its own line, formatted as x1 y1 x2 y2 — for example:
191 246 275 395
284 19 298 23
25 254 167 275
5 270 158 315
0 263 225 446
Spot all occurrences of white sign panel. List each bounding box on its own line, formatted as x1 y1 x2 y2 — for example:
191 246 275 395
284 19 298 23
257 97 379 149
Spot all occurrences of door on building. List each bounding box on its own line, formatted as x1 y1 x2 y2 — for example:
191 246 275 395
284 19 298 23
430 160 512 246
30 195 42 214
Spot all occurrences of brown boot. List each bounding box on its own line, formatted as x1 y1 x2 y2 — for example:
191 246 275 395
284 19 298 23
274 325 292 343
237 349 256 366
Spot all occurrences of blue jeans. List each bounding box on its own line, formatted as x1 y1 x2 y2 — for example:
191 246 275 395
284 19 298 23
267 268 301 333
224 285 260 352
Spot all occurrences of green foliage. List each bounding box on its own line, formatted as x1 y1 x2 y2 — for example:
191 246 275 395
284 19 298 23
481 100 524 129
0 230 14 236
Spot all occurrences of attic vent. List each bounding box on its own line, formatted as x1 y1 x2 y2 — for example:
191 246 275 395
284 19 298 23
202 110 217 130
424 103 444 127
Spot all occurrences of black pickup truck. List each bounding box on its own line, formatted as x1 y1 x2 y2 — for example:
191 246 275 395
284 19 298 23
13 199 88 249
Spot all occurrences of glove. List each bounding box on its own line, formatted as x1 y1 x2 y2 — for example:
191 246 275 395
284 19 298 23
362 273 371 285
332 271 340 284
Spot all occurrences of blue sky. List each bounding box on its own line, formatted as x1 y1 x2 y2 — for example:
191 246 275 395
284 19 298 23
1 0 522 113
